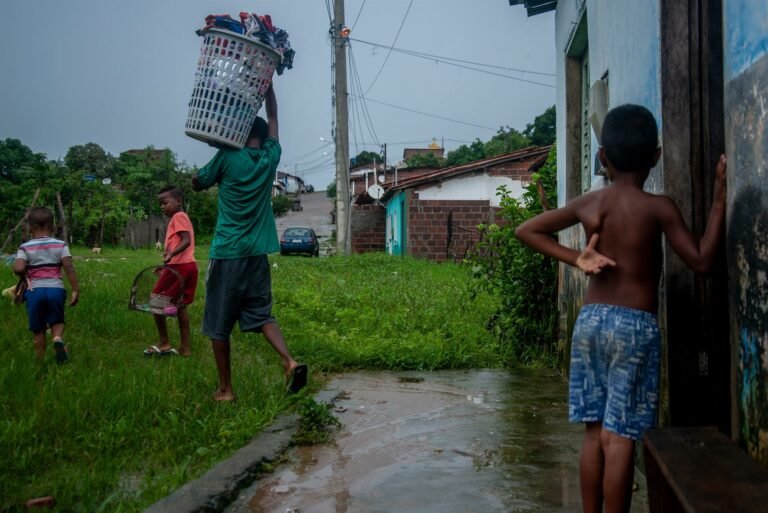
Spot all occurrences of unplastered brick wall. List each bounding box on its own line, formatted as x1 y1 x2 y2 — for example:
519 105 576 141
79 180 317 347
351 204 386 253
407 199 502 262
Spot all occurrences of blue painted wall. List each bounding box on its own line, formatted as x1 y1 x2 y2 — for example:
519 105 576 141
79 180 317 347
723 0 768 466
385 191 405 256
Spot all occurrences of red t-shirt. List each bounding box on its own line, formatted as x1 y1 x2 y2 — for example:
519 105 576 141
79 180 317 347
165 212 196 264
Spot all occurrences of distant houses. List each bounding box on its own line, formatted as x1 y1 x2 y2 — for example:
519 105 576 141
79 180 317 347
349 146 550 259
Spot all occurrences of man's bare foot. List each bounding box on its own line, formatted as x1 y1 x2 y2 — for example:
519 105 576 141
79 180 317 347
178 349 191 357
284 360 299 381
213 389 235 402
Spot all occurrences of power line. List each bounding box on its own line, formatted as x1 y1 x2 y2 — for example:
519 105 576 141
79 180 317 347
363 0 413 95
291 150 335 167
350 0 367 30
351 38 555 77
353 38 554 88
350 95 498 131
347 49 365 154
324 0 333 24
349 46 380 146
281 143 333 166
294 156 335 174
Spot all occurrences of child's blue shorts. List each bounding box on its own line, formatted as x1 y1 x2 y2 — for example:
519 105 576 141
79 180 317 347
569 303 661 440
24 287 66 332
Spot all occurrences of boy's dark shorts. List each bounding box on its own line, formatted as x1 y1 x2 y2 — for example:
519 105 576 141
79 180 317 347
202 255 276 340
24 287 66 332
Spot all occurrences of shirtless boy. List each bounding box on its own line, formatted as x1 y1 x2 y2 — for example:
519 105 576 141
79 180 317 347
515 104 726 513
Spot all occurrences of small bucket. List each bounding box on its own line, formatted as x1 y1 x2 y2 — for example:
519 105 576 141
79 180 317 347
185 28 281 149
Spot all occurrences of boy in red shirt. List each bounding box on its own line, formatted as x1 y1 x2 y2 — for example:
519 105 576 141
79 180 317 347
144 185 198 357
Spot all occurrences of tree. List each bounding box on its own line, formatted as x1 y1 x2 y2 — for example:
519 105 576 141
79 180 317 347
0 138 46 181
326 181 337 199
405 152 441 168
351 150 380 167
523 105 556 146
64 143 114 178
484 127 531 157
444 139 486 167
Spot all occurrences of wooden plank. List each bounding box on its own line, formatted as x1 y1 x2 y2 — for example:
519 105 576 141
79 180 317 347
644 427 768 513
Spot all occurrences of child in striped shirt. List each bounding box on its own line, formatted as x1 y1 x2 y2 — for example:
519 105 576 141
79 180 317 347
13 207 79 363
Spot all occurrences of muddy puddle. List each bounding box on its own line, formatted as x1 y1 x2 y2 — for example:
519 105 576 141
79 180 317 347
225 369 648 513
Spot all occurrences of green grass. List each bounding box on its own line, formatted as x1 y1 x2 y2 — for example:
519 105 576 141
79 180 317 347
0 247 499 511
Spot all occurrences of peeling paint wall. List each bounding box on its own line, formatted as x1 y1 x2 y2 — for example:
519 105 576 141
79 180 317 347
724 0 768 465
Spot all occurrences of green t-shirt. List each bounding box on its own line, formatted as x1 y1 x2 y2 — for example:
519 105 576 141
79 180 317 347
195 138 281 259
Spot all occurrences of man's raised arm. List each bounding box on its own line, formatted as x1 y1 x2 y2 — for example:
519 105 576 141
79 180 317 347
265 85 278 141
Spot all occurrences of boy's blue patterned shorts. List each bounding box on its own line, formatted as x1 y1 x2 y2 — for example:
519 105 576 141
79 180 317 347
569 303 661 440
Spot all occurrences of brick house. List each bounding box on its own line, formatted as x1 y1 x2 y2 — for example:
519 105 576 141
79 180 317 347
349 164 442 254
380 146 550 261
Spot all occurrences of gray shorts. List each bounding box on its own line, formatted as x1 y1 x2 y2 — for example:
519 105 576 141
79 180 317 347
202 255 276 340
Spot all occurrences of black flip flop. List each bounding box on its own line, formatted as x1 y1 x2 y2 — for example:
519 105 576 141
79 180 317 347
287 364 308 394
53 340 69 364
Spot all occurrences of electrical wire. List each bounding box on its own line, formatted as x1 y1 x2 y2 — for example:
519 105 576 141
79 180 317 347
294 156 335 174
324 0 333 24
281 143 334 166
350 0 367 30
346 46 369 155
290 150 336 168
363 0 414 95
350 38 555 77
349 45 380 145
355 38 554 88
350 95 497 131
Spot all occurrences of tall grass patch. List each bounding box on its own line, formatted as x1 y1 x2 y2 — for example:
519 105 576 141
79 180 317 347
1 248 498 511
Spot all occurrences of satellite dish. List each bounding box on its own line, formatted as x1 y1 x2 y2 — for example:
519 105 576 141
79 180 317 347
367 184 384 200
377 174 385 183
102 177 112 185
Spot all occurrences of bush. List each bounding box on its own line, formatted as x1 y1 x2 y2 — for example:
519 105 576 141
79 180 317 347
466 146 558 365
272 195 292 217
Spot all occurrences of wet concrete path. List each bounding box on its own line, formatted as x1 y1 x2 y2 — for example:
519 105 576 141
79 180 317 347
225 369 648 513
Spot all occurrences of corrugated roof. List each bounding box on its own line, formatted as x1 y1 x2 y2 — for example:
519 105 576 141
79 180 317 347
381 145 551 201
508 0 557 16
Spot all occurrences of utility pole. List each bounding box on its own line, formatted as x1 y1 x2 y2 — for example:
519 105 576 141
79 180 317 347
333 0 351 255
382 143 387 182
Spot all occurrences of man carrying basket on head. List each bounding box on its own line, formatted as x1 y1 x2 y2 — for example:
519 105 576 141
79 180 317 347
192 85 307 401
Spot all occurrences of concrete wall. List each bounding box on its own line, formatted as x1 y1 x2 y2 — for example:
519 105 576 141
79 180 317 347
417 174 524 207
723 0 768 465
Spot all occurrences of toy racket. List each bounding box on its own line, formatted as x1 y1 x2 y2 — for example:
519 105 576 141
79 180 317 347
128 265 185 316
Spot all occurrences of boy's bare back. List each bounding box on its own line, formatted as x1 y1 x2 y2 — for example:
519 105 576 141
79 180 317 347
571 184 671 312
515 153 726 314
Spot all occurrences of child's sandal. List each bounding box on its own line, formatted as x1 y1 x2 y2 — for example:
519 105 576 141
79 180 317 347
53 340 68 364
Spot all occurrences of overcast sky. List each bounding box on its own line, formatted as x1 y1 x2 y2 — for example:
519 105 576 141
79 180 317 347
0 1 555 189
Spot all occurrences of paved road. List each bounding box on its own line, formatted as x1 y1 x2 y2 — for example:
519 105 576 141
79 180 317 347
225 370 649 513
275 192 336 255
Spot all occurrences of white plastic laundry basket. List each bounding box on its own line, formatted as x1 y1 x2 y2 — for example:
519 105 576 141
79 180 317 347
185 28 281 149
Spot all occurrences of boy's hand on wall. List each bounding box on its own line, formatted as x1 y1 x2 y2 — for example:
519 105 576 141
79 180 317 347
714 154 727 204
576 234 617 275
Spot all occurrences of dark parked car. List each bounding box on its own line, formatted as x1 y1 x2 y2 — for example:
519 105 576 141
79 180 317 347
280 227 319 256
